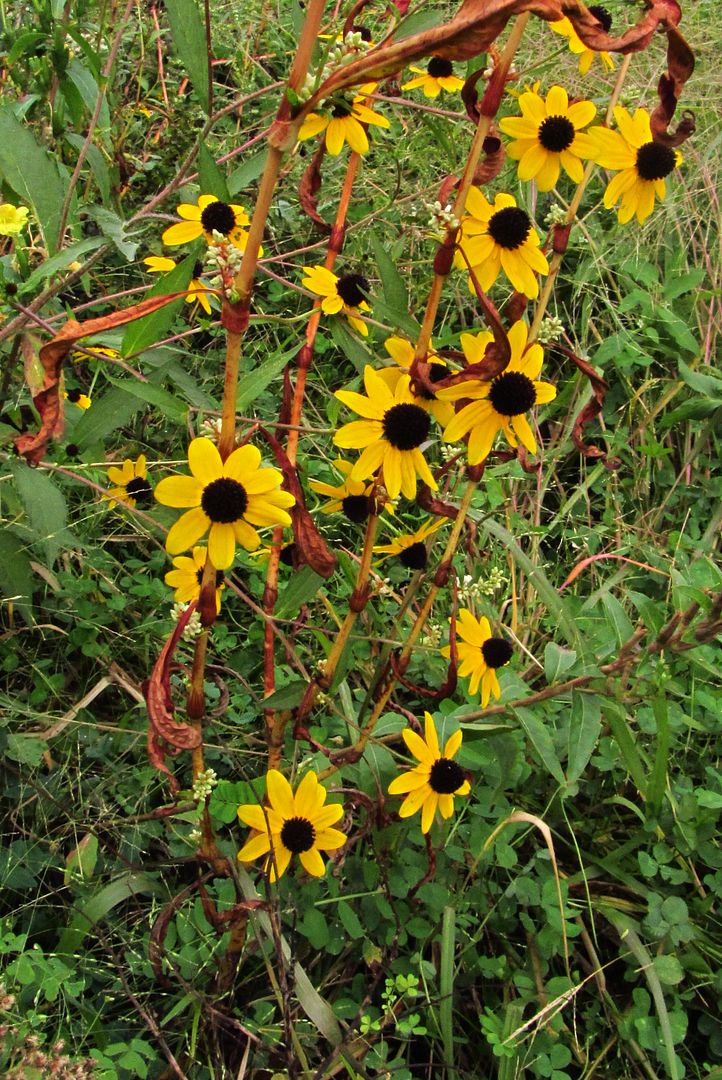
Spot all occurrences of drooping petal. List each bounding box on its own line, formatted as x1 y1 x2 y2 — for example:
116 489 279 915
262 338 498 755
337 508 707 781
398 784 431 818
166 507 210 553
344 117 369 155
299 848 326 876
421 791 439 833
267 844 292 883
233 519 261 551
325 118 346 156
208 523 236 570
352 438 387 481
438 794 455 819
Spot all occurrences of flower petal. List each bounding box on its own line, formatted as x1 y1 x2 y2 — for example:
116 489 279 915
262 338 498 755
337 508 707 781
403 728 435 764
188 437 223 483
166 506 210 554
299 848 326 876
162 221 203 246
266 770 295 818
154 475 203 508
208 522 236 570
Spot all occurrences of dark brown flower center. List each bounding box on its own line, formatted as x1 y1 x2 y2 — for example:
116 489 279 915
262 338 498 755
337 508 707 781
429 757 465 794
538 115 576 153
342 493 372 523
66 388 82 403
332 99 353 118
481 637 513 668
382 403 431 450
280 816 316 853
336 273 368 307
589 5 612 31
195 567 225 588
280 542 297 566
635 141 676 181
193 260 204 277
201 477 248 523
427 57 454 79
125 477 152 504
200 200 236 236
399 541 427 570
487 207 532 250
489 371 536 416
352 23 372 41
415 361 448 401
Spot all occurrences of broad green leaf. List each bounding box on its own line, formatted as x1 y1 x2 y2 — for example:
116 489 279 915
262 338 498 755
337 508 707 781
370 233 411 322
261 680 308 710
337 901 364 940
56 873 163 955
599 592 635 648
21 236 105 293
662 267 707 301
228 149 269 195
106 376 188 423
64 834 99 884
0 530 35 625
10 461 69 567
276 567 324 618
603 699 648 796
165 0 211 114
328 319 375 375
544 642 577 683
567 692 602 783
65 58 110 131
198 143 230 201
87 206 139 261
121 255 196 357
72 385 144 448
678 359 722 397
65 132 111 203
5 733 47 766
512 706 565 784
236 348 296 411
0 104 67 253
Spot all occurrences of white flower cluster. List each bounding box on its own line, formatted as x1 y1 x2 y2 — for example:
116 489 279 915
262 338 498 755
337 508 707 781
192 768 218 802
206 233 244 297
536 315 565 344
544 203 568 227
171 602 203 640
297 31 371 103
426 200 460 232
420 621 443 649
457 574 483 604
200 416 222 438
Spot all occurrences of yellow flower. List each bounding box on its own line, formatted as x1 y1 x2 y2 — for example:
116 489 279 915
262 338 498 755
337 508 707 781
499 84 597 191
71 345 121 364
301 265 371 336
373 517 447 570
441 609 513 705
105 455 152 508
401 58 465 98
164 546 224 612
549 7 615 75
388 712 471 834
334 367 439 502
383 337 454 426
308 457 376 522
161 193 258 253
0 203 29 237
584 106 683 224
154 438 295 570
298 91 389 156
438 321 556 464
455 190 549 299
144 255 214 315
237 769 346 882
64 389 92 410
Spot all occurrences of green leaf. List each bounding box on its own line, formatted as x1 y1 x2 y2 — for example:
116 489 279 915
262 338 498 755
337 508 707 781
544 642 577 683
599 592 634 648
164 0 211 114
647 693 670 819
653 954 685 986
0 104 67 253
370 233 411 323
0 531 35 624
65 132 111 203
236 349 295 412
275 567 324 618
261 680 308 710
86 206 139 261
10 461 69 567
64 834 99 884
56 873 163 955
5 733 47 766
65 58 110 131
603 699 648 796
72 385 144 448
228 149 269 195
328 319 375 375
678 359 722 397
662 267 707 301
337 900 364 940
512 706 565 785
121 255 196 358
21 237 105 293
198 143 230 201
106 376 188 423
566 692 602 783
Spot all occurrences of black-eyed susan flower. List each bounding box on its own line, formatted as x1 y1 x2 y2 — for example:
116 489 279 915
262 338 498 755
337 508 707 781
388 711 471 834
64 388 92 410
162 194 255 252
165 546 224 612
584 106 683 224
298 90 389 156
301 265 371 336
383 336 454 427
549 7 614 74
154 438 295 570
308 457 376 522
334 367 439 501
105 454 152 508
71 344 121 364
456 190 549 299
373 517 447 570
438 321 556 464
441 609 513 705
499 84 597 190
144 255 214 315
401 58 464 98
0 203 29 236
237 769 346 882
